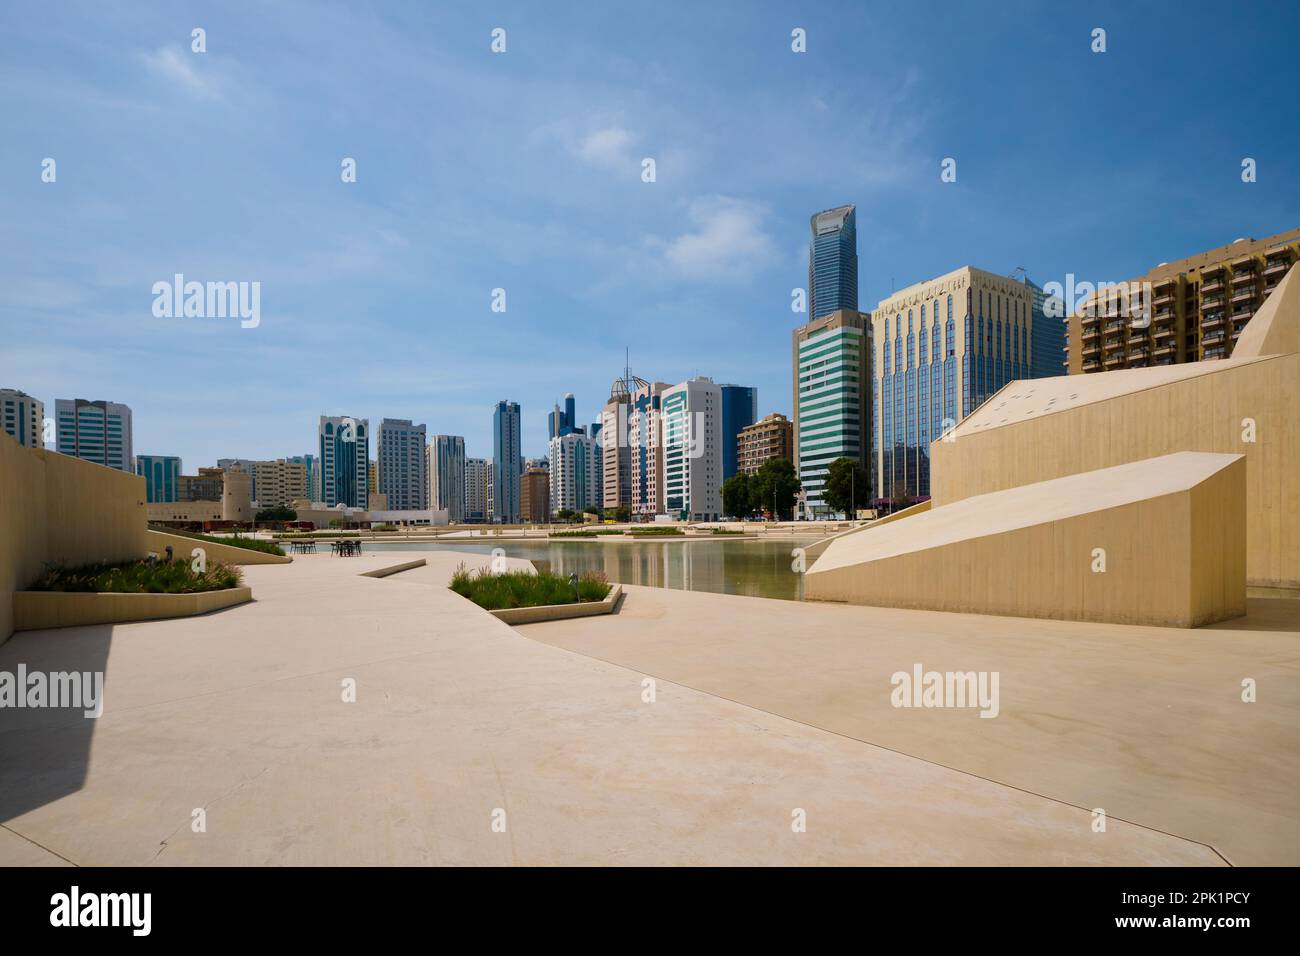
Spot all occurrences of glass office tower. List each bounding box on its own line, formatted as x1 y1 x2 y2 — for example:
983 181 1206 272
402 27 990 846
808 204 859 320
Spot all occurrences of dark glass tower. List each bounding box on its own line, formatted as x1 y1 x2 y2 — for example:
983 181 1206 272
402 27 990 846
808 204 859 320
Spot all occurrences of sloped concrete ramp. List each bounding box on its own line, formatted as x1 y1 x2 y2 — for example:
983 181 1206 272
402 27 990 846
805 452 1246 627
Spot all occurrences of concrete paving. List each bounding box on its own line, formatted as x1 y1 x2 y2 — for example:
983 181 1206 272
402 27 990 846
0 551 1242 865
524 584 1300 866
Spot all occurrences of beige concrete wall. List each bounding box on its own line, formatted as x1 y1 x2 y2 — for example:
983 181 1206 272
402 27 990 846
146 530 291 566
146 501 222 522
0 434 49 642
1 435 149 641
931 353 1299 587
806 454 1246 628
14 587 252 631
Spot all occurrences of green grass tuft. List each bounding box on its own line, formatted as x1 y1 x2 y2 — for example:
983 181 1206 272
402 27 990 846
31 559 243 594
449 563 610 610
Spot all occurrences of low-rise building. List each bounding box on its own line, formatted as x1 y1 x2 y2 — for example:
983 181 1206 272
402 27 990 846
737 413 793 475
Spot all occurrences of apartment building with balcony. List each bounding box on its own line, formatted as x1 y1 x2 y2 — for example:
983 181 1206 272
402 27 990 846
1067 228 1300 374
737 412 793 475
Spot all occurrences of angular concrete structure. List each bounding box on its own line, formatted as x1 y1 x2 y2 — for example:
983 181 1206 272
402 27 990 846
805 263 1299 625
805 453 1246 627
932 266 1300 589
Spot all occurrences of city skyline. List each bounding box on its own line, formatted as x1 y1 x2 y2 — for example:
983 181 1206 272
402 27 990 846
3 3 1297 468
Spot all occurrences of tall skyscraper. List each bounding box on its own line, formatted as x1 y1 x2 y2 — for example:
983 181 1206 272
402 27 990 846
601 371 641 511
629 379 670 516
492 401 521 523
549 431 599 514
465 456 488 522
792 309 871 517
548 392 580 439
318 415 369 508
718 384 757 480
429 434 466 522
808 204 858 320
663 377 723 521
871 265 1051 504
1 388 44 449
376 418 428 511
136 455 181 503
55 398 133 472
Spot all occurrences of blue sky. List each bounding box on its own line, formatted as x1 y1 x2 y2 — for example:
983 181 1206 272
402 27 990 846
2 0 1297 467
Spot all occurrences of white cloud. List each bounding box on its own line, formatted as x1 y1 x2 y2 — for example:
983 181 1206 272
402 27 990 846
575 126 635 168
142 46 221 99
656 196 776 280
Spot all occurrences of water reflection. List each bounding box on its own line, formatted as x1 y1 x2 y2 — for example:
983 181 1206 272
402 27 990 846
366 539 816 601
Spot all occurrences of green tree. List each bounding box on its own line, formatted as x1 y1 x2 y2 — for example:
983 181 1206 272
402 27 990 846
613 504 632 523
255 505 297 522
721 472 752 519
822 457 869 517
750 458 801 521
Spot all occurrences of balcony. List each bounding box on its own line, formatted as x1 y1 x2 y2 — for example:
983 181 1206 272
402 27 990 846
1082 344 1100 357
1200 279 1225 294
1230 305 1254 320
1264 257 1293 275
1104 319 1125 333
1155 344 1175 356
1203 331 1226 345
1154 307 1174 320
1230 287 1257 303
1083 360 1101 372
1081 327 1099 340
1202 315 1225 330
1154 325 1176 340
1231 269 1256 285
1153 292 1175 307
1201 295 1224 310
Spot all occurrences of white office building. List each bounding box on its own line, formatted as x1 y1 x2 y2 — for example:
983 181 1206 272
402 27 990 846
55 398 133 471
548 431 599 515
662 377 723 521
1 388 45 449
465 457 488 522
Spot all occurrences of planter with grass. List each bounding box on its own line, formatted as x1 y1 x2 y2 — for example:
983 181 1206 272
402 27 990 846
15 559 251 631
627 526 685 536
147 528 289 564
450 564 621 624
